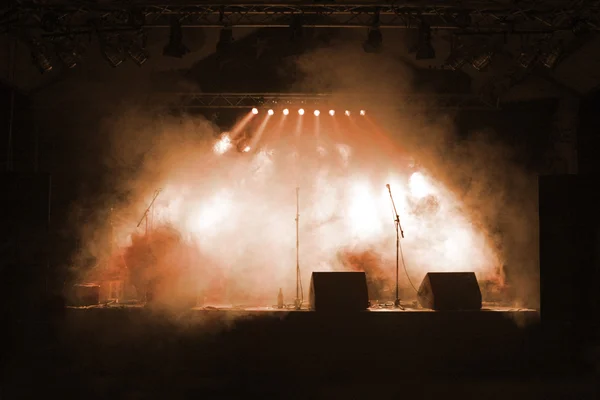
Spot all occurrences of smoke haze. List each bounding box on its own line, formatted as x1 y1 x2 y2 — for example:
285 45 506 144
68 39 539 309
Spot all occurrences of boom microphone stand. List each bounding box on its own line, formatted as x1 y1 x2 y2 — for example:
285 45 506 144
386 184 404 309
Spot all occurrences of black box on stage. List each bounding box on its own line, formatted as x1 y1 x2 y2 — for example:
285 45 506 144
309 272 369 312
70 284 100 306
417 272 482 311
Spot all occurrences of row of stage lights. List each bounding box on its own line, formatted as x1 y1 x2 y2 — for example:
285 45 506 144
251 108 366 116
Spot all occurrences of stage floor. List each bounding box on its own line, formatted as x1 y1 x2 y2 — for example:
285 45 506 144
69 301 536 314
9 301 594 399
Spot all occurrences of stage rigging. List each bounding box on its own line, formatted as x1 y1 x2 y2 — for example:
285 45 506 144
2 1 599 32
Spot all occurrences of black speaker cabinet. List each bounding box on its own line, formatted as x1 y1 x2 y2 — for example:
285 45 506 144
70 284 100 306
417 272 482 311
309 272 369 312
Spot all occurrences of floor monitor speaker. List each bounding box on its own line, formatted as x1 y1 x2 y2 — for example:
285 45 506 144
418 272 482 311
309 272 369 312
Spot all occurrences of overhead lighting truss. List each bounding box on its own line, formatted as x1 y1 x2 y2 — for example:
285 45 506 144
3 1 600 33
150 92 499 110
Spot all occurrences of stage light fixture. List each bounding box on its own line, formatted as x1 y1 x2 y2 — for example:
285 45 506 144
283 109 289 115
471 51 494 71
345 110 351 116
100 34 126 68
360 110 366 116
163 17 190 58
30 39 53 73
243 146 251 152
329 110 335 116
540 45 562 69
268 109 274 116
252 108 259 115
572 19 590 36
56 46 79 69
314 110 320 116
517 51 537 69
445 54 467 71
298 108 305 115
127 45 149 66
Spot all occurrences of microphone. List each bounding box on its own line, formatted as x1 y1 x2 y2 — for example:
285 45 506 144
386 183 390 190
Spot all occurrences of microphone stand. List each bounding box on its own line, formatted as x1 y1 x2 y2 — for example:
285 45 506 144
294 187 302 310
386 184 404 309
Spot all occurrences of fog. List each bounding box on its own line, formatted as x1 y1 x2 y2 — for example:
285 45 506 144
67 41 538 309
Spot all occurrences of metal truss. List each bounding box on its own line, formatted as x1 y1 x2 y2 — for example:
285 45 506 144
3 1 600 33
154 92 499 110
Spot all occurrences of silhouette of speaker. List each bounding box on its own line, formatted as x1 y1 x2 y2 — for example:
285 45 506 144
417 272 482 311
309 272 369 312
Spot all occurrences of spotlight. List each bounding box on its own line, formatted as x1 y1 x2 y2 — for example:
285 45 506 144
572 19 590 36
445 54 467 71
360 110 366 116
268 109 274 116
314 110 320 116
30 39 53 73
329 110 335 116
52 37 79 69
252 108 259 115
298 108 305 115
517 51 537 69
471 51 494 71
283 109 289 115
126 32 149 66
243 146 251 153
127 44 149 66
540 45 562 69
345 110 350 116
99 34 126 68
163 17 190 58
56 46 79 69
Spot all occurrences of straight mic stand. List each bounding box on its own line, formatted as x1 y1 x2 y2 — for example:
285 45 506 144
294 187 302 310
386 184 405 310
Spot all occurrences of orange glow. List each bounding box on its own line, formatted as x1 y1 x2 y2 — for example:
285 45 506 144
409 172 432 198
213 133 232 155
109 106 503 306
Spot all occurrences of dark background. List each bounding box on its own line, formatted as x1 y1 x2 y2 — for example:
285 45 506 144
1 12 599 398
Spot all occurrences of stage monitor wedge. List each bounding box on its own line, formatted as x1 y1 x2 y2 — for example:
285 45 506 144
418 272 482 311
309 272 369 312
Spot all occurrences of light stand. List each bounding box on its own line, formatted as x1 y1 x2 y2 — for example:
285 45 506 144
386 184 404 309
137 188 162 235
294 187 302 310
